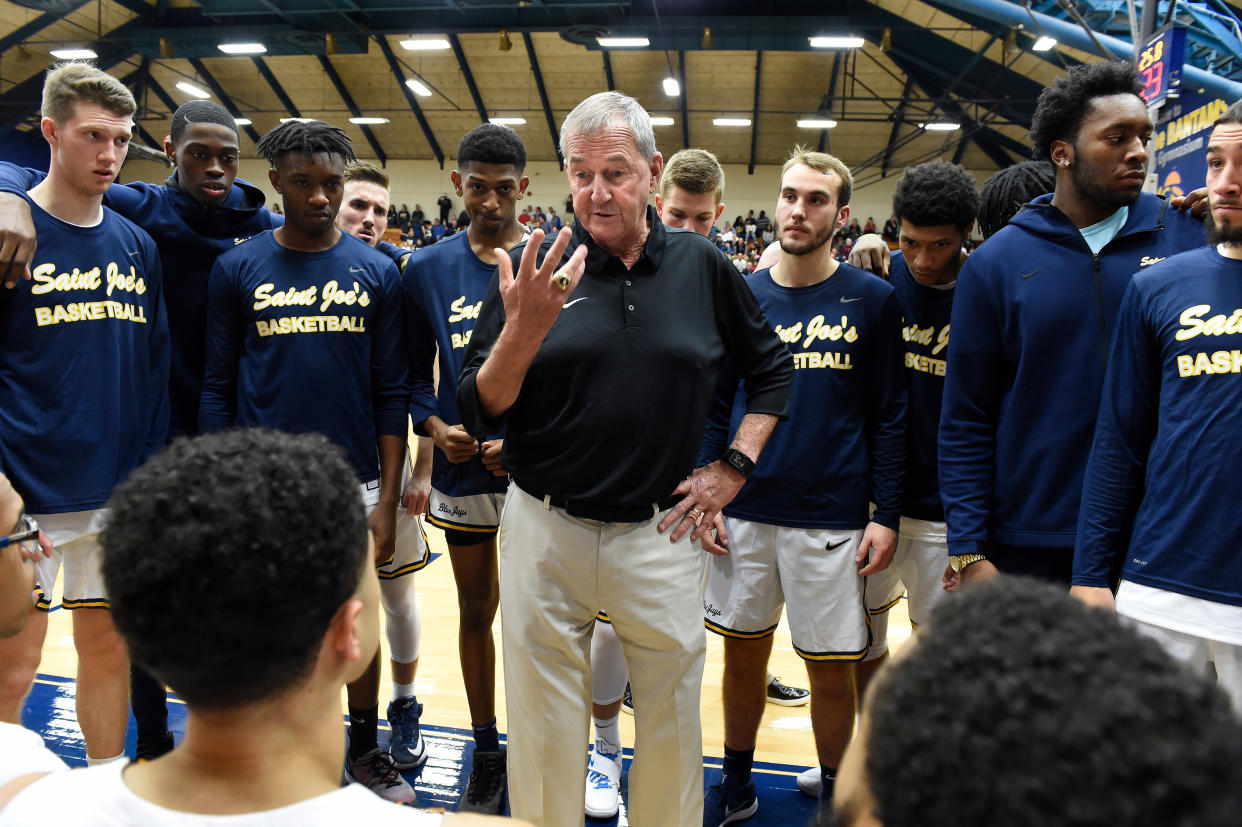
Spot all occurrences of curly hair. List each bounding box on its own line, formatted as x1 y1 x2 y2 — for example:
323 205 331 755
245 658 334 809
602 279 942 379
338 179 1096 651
101 429 369 710
978 160 1057 239
863 578 1242 827
255 119 355 167
1029 61 1144 161
891 160 980 233
457 122 527 172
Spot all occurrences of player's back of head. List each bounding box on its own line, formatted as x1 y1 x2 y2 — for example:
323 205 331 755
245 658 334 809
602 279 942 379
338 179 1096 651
101 428 370 710
859 577 1242 827
978 160 1057 239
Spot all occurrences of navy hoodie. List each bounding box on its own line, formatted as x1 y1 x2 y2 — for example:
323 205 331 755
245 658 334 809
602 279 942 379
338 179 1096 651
939 192 1205 557
0 164 280 437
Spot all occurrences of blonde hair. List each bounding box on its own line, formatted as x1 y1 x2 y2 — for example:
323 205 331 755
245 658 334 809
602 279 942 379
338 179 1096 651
660 148 725 203
781 146 852 207
343 161 389 190
41 62 136 124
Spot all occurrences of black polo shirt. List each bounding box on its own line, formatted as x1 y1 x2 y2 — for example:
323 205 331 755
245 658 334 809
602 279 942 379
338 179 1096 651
457 205 793 507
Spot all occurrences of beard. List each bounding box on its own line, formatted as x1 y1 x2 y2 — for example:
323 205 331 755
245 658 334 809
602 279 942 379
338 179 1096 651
1070 154 1144 213
777 212 838 256
1207 208 1242 246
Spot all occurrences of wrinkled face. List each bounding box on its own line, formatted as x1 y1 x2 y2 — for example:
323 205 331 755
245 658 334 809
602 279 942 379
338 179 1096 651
44 102 132 199
168 122 239 208
656 185 723 237
899 220 968 285
269 152 346 238
1206 122 1242 245
565 125 663 254
776 163 847 256
453 162 528 236
337 180 389 247
1057 94 1152 213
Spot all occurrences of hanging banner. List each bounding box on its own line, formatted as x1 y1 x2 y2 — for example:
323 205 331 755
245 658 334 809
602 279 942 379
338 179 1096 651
1152 90 1230 198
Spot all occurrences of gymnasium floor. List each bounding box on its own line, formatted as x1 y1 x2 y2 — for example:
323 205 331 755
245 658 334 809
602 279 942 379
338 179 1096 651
22 518 912 825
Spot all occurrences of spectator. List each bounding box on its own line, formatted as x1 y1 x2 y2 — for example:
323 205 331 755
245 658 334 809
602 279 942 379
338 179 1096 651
881 213 899 242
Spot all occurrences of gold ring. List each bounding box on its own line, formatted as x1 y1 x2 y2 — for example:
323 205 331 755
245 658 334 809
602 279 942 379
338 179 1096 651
688 507 704 522
553 272 571 291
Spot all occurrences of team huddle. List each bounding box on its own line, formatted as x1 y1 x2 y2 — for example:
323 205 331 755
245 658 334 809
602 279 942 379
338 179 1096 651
0 55 1241 827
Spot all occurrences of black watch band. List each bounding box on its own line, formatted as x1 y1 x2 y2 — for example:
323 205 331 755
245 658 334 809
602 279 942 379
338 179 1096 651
721 448 755 479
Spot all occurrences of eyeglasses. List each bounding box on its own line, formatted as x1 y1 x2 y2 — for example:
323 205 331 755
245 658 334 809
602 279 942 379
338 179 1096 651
0 513 40 556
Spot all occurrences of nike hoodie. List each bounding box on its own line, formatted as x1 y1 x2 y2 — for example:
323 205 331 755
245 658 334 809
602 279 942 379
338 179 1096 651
938 191 1205 556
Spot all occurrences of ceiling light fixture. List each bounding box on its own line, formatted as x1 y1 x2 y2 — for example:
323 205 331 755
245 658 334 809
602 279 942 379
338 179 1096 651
650 116 675 126
218 43 266 55
1032 36 1057 51
662 77 680 96
921 122 960 131
280 117 315 123
233 118 252 126
349 117 389 125
405 79 432 97
809 36 865 48
597 37 650 48
176 82 211 99
400 37 450 50
797 119 838 128
713 118 751 127
490 117 526 125
50 48 97 59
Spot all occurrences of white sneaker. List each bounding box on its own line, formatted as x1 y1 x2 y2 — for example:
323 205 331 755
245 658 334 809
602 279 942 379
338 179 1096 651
584 743 623 819
797 765 821 797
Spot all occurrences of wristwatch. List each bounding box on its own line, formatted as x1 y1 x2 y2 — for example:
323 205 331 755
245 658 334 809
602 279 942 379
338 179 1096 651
950 553 987 573
721 448 756 479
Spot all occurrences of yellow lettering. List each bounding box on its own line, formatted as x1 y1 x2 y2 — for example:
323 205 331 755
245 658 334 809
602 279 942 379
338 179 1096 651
447 295 483 324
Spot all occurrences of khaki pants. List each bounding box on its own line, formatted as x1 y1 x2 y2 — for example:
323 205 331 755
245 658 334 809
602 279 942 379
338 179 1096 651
499 486 706 827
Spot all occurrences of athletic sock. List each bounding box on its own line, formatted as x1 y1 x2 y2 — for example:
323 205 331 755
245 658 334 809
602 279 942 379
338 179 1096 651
593 714 621 755
721 746 755 791
130 664 168 741
392 681 416 701
85 753 125 767
819 766 837 805
473 718 500 753
348 704 379 759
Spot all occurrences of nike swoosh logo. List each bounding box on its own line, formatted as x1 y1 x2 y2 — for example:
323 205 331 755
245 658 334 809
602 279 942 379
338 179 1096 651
562 297 588 309
1021 269 1042 279
349 266 365 273
826 538 850 551
840 296 862 303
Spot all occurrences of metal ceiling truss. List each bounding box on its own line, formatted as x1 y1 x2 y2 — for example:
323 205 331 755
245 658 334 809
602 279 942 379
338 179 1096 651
317 54 388 165
375 36 445 167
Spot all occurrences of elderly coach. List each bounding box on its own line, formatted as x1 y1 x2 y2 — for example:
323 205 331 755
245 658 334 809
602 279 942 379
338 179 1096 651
457 91 794 826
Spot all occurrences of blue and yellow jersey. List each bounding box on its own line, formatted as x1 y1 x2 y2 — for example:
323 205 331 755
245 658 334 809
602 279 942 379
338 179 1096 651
403 230 508 497
199 231 409 481
890 253 954 522
1075 246 1242 606
0 201 170 513
701 264 907 530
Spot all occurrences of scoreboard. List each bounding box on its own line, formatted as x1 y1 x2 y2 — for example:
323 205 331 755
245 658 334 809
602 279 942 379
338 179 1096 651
1138 26 1187 107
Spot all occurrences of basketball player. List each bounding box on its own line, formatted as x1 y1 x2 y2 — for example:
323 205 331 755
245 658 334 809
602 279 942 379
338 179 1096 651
700 148 906 824
402 123 528 813
0 97 279 760
335 161 436 782
198 120 415 803
0 63 169 767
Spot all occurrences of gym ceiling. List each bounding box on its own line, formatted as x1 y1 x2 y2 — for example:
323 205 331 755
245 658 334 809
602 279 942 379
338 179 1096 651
3 0 1241 183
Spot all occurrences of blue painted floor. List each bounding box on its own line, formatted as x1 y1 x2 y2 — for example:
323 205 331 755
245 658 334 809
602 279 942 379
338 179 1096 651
22 673 819 825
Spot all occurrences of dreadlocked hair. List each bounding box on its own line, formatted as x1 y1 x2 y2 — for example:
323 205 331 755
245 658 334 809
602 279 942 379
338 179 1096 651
255 119 356 167
978 160 1056 239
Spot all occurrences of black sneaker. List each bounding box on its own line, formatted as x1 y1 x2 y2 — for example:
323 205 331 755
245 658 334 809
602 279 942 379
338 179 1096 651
703 778 758 826
135 729 174 761
620 682 634 716
766 675 810 707
458 748 506 813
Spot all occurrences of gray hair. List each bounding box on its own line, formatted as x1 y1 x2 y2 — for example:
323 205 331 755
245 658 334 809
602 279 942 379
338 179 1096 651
559 91 657 161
